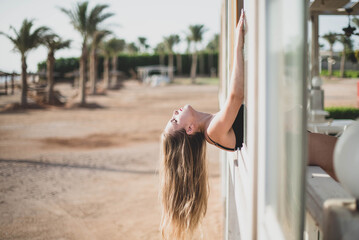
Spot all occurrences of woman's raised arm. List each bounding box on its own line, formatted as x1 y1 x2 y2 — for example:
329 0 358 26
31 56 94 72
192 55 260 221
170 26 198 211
207 10 246 139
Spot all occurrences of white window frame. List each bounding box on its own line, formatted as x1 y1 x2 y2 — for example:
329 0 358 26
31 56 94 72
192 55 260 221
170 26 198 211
221 0 307 239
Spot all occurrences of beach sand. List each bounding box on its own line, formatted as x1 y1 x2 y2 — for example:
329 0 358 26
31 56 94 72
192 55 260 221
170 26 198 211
0 77 357 239
322 78 358 107
0 80 222 239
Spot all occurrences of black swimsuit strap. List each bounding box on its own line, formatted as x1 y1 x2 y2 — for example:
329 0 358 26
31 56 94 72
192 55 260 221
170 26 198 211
207 134 236 152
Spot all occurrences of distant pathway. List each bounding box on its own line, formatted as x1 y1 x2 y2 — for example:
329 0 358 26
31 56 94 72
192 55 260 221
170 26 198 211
323 78 358 107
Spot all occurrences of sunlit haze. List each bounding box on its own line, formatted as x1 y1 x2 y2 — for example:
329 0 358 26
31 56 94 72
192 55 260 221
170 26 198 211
0 1 357 73
0 0 221 73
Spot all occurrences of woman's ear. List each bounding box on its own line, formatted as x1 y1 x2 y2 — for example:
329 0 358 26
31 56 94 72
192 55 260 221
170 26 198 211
186 124 194 135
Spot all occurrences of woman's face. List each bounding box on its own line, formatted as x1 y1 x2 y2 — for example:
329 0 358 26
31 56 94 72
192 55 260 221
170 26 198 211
165 104 194 134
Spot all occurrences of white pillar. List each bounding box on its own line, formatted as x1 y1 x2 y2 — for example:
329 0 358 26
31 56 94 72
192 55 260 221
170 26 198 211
311 13 319 85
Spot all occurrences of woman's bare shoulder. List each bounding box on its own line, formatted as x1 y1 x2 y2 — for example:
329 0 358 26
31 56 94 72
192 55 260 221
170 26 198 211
206 114 236 148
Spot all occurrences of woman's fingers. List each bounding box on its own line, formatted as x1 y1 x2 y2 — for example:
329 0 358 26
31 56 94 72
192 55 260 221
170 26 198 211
242 10 247 34
235 9 246 50
237 9 244 30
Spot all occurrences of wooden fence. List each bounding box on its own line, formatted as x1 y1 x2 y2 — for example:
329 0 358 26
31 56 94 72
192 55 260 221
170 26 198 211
0 72 16 96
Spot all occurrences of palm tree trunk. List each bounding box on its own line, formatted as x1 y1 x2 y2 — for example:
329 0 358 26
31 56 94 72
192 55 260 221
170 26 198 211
190 51 198 84
46 51 55 104
168 52 174 82
4 77 7 95
80 43 87 106
208 51 214 77
11 74 14 95
340 49 345 78
89 45 97 95
186 41 191 54
21 55 28 107
328 45 333 77
104 57 110 89
159 53 165 66
111 55 118 88
176 53 182 75
199 52 205 76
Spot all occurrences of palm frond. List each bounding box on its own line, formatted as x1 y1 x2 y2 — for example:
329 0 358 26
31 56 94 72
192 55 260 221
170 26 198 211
1 19 48 55
322 32 338 45
59 2 89 37
78 2 89 35
88 4 113 35
92 29 111 46
59 7 78 32
56 39 71 50
163 34 180 52
89 4 108 24
337 35 353 50
9 26 20 39
0 31 18 52
206 34 219 51
100 40 112 57
138 37 147 45
188 24 207 42
43 33 71 51
352 18 359 28
105 38 126 56
96 12 115 24
126 42 138 54
154 42 166 54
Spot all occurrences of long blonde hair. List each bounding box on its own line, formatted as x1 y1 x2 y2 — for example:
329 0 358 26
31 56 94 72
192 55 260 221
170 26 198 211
160 128 209 240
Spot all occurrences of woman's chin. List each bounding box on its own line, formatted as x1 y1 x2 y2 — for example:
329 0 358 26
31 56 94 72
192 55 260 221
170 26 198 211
184 104 192 110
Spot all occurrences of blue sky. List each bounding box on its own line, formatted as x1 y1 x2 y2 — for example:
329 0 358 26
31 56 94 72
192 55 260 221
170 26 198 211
0 0 357 73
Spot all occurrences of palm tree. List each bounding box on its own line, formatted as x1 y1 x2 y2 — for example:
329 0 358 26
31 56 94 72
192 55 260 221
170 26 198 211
163 34 180 82
89 30 110 94
188 25 207 83
60 1 114 105
101 39 113 90
42 34 71 104
175 38 182 76
352 17 359 30
154 42 166 66
206 34 219 77
107 38 126 88
322 32 338 77
127 42 139 54
185 36 192 53
337 35 353 78
199 50 205 75
0 19 48 107
138 37 149 53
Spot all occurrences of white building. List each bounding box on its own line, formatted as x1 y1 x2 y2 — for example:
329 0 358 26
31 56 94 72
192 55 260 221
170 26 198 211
219 0 359 239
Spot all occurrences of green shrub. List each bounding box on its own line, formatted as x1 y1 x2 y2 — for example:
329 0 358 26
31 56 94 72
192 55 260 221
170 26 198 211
172 77 219 85
320 70 340 77
325 107 359 120
320 69 359 78
37 57 79 78
37 52 219 79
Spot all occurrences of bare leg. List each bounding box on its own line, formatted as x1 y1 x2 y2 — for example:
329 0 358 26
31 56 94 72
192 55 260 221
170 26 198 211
308 132 338 180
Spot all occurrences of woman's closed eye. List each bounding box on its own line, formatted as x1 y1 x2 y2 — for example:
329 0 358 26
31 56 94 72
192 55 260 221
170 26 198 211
171 118 177 123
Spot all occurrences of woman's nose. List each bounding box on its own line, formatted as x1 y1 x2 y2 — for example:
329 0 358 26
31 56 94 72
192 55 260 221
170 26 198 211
173 110 179 115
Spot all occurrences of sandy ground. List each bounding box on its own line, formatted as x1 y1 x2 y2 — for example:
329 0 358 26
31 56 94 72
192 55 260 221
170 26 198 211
0 81 223 240
322 78 358 107
0 77 357 240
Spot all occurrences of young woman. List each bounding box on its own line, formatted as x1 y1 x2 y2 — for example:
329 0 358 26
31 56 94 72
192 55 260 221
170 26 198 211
159 10 337 240
159 11 245 240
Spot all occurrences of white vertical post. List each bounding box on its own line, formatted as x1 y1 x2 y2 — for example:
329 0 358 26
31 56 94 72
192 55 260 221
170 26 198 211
311 13 319 83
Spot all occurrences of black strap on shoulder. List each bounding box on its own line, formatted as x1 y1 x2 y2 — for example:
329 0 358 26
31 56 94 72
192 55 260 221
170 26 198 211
207 135 236 152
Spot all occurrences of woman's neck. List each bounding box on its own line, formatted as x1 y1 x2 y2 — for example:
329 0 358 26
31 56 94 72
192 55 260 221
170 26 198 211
194 111 214 133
